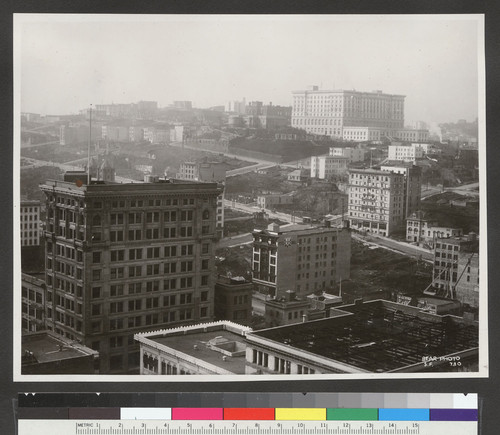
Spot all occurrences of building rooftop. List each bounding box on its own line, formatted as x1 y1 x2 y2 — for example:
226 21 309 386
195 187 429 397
248 299 478 373
135 321 252 374
40 178 220 196
348 168 404 176
254 222 345 236
22 331 98 365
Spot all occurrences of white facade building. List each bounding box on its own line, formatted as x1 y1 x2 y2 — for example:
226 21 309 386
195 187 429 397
387 143 425 162
342 127 381 142
310 155 349 179
329 147 366 163
291 87 405 138
348 169 405 236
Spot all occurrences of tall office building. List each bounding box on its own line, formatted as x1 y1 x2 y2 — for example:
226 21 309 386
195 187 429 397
20 199 41 247
39 175 221 373
380 162 422 219
252 222 351 299
177 161 226 238
291 87 405 137
347 169 406 236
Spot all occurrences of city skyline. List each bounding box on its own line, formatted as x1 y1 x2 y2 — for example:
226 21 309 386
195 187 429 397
15 14 483 125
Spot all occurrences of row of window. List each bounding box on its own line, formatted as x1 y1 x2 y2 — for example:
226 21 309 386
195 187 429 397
90 243 208 263
92 198 197 209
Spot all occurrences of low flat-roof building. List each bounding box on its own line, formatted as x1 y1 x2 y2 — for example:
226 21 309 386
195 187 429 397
245 299 478 374
22 331 99 374
214 276 253 326
264 290 310 328
135 321 252 375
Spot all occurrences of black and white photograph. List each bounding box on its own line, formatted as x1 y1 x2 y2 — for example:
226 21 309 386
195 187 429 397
13 14 487 380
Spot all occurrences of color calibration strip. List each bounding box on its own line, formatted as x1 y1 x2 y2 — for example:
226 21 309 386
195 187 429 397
18 406 477 421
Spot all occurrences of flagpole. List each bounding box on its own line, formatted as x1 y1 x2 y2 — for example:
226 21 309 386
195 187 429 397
87 104 92 184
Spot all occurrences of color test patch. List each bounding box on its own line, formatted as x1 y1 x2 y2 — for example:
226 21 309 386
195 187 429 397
224 408 275 420
327 408 378 420
275 408 326 421
172 408 223 420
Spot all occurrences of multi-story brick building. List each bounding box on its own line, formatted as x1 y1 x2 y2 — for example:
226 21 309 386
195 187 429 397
214 275 253 325
329 147 366 163
177 161 226 238
431 233 479 300
380 162 422 219
252 222 351 299
20 199 41 247
21 273 46 333
347 169 405 236
39 175 221 374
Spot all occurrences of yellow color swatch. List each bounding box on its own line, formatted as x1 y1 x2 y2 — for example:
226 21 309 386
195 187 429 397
275 408 326 421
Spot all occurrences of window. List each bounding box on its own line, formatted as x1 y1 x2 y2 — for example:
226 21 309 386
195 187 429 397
180 261 193 272
164 246 177 257
164 279 176 291
147 247 160 258
129 282 142 294
92 252 101 263
92 287 101 299
108 299 124 313
165 262 177 274
128 299 142 311
164 295 176 306
110 230 124 242
201 275 209 286
146 212 160 223
180 293 192 304
202 225 210 235
111 250 125 262
200 307 208 318
201 291 208 302
128 229 142 241
111 267 124 279
129 248 142 260
180 227 193 237
164 227 176 238
202 210 210 220
128 316 142 328
146 264 160 276
129 212 142 224
164 211 177 222
181 245 193 256
181 210 193 221
110 213 124 225
180 277 193 289
146 281 160 292
146 297 159 309
202 243 210 255
201 259 209 270
128 266 142 278
146 228 159 240
110 284 124 297
92 269 101 281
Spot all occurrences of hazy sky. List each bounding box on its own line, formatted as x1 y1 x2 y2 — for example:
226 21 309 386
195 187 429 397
15 15 483 124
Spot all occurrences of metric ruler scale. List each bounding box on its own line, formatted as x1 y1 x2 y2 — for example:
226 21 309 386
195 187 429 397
18 420 477 435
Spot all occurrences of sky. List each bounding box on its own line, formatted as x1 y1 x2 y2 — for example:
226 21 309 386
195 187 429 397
15 14 483 125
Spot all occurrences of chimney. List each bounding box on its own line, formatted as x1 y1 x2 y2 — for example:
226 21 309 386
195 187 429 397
267 223 280 232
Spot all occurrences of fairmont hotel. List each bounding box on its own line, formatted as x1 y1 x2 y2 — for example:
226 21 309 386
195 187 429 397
291 86 426 142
